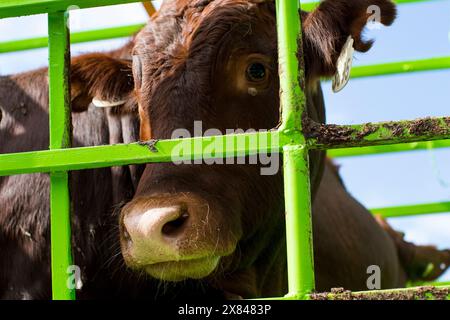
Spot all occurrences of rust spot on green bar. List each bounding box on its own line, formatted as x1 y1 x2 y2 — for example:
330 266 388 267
138 139 159 153
409 118 444 136
356 123 377 139
383 122 404 136
302 117 356 145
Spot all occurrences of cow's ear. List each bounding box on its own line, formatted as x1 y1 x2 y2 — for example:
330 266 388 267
70 53 134 112
302 0 396 79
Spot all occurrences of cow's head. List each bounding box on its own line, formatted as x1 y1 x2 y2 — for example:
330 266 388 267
70 0 396 295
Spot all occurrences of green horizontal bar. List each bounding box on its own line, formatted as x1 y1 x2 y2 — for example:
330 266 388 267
259 284 450 300
0 0 143 19
394 0 447 4
430 281 450 287
408 280 450 288
307 116 450 151
308 285 450 300
328 139 450 158
370 201 450 218
0 131 282 177
4 116 450 176
351 56 450 79
0 0 441 19
301 0 445 11
0 23 145 53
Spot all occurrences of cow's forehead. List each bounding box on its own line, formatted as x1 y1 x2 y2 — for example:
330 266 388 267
134 0 274 55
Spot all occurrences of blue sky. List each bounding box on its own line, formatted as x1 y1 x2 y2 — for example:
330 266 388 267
0 0 449 282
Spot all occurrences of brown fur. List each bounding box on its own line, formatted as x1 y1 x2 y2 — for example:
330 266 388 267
302 0 396 79
0 69 143 299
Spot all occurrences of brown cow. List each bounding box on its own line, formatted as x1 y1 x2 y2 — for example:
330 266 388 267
0 68 142 299
0 0 449 299
67 0 448 297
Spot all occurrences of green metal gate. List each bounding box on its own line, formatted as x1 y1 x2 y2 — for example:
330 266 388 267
0 0 449 300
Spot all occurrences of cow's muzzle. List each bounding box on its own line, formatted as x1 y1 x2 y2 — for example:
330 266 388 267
119 193 238 281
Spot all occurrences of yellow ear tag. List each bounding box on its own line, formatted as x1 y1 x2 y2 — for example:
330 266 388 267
332 36 355 93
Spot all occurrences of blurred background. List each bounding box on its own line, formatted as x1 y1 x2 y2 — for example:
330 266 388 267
0 0 449 282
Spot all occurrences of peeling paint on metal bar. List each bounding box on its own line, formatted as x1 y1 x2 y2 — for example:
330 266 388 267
309 286 450 300
305 117 450 150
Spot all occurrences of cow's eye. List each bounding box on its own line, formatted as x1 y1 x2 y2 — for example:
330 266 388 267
246 63 267 82
132 55 142 89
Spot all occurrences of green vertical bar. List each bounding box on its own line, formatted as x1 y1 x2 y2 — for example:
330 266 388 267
276 0 315 298
48 11 75 300
282 145 315 298
277 0 306 131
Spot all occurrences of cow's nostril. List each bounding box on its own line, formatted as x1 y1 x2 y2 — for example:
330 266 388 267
161 209 189 237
